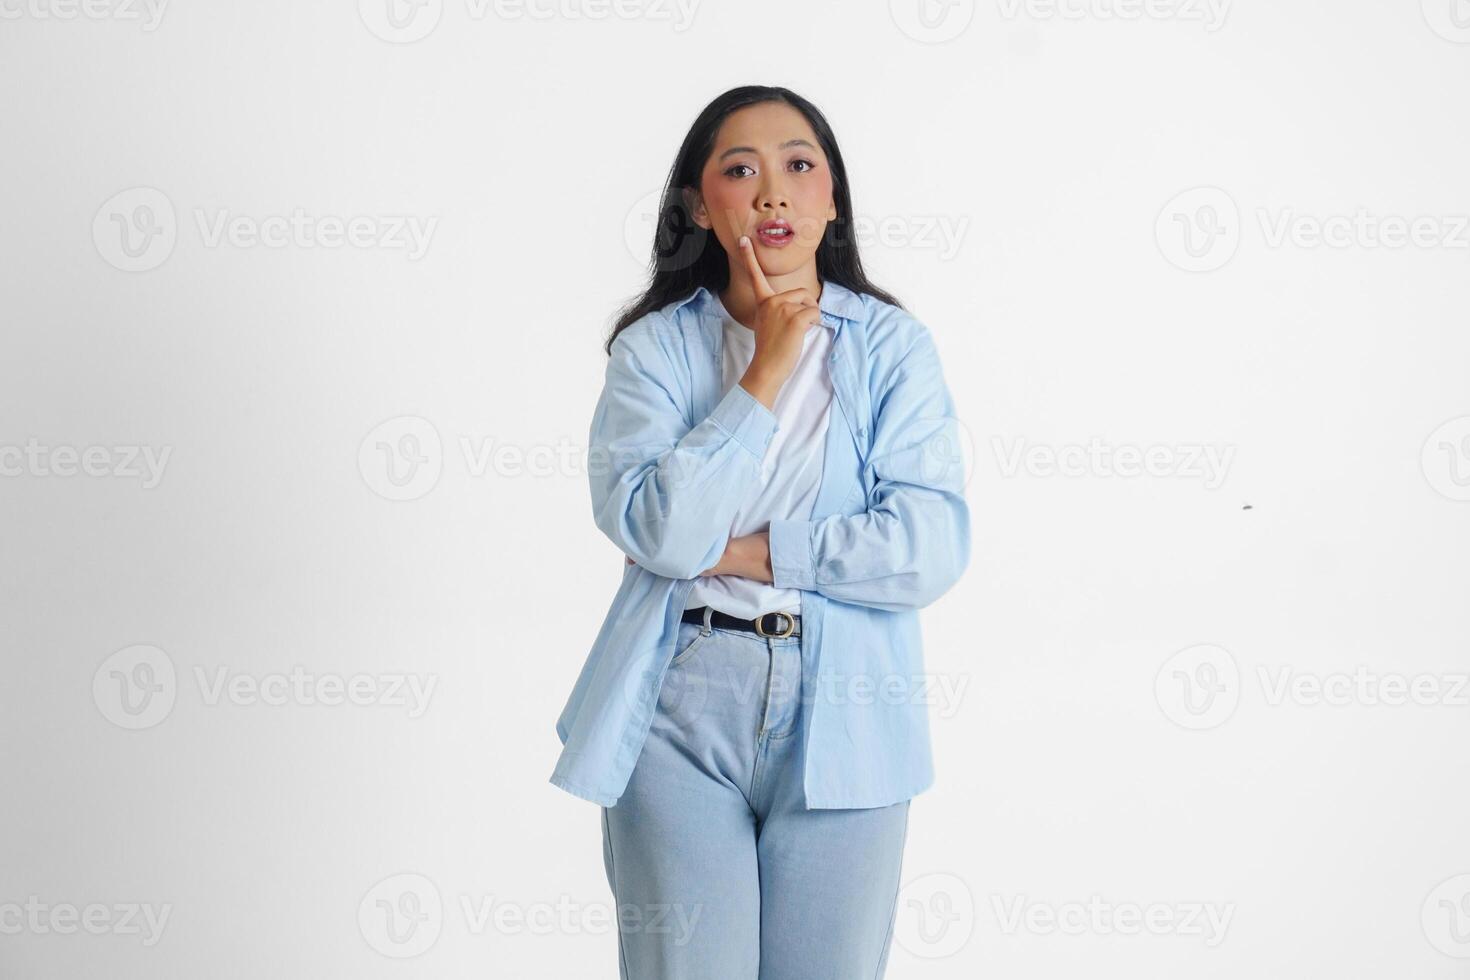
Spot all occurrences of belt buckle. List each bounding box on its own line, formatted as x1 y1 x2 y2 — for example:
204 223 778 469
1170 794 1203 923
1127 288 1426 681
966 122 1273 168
754 611 796 638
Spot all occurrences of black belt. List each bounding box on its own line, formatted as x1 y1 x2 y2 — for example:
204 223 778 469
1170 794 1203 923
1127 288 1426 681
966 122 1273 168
681 605 801 638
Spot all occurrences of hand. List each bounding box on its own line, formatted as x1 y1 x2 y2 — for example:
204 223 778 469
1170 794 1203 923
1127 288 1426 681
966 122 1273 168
624 532 772 583
735 236 822 410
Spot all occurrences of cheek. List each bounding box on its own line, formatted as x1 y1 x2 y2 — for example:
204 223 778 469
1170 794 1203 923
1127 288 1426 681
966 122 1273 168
798 173 834 207
697 182 745 235
792 175 834 243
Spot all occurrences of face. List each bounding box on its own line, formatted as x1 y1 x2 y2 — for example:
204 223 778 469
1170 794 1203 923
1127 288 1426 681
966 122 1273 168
686 101 838 279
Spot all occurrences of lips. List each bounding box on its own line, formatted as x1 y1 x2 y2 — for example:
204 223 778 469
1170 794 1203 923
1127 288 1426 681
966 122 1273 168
755 218 794 247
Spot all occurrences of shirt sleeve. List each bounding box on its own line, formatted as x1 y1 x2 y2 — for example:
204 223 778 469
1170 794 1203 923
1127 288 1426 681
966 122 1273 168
766 322 970 611
589 315 779 580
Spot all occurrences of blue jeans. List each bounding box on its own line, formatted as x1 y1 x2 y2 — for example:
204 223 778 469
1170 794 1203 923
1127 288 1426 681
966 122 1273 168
600 606 912 979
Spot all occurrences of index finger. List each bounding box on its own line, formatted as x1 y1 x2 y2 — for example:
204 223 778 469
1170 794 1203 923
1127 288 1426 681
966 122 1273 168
738 236 775 302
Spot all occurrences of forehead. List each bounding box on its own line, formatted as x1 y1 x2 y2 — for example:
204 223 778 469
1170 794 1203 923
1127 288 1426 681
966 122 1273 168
713 102 821 153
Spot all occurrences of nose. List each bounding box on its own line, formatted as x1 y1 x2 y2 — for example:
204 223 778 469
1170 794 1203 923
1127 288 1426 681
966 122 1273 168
757 173 790 212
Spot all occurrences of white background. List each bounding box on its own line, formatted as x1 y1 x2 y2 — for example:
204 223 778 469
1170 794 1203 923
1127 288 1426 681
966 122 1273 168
2 0 1468 977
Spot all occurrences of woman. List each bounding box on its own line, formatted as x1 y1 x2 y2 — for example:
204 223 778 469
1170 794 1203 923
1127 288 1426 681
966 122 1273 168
551 85 971 979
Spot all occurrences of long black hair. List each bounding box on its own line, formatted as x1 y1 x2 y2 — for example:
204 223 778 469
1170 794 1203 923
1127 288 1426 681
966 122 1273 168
604 85 905 356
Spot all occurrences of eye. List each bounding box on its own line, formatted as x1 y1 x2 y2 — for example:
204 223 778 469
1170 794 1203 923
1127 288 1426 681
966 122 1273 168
723 163 754 178
791 158 817 173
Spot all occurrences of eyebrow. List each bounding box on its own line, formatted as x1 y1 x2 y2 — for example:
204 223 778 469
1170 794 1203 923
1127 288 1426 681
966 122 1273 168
717 138 817 162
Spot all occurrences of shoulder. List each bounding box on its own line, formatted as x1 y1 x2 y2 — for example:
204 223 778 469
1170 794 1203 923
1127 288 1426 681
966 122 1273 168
611 307 677 352
606 307 687 388
847 293 940 382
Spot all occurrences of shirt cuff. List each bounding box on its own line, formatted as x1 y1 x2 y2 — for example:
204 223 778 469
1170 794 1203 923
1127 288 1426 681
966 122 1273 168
708 382 778 457
768 517 816 590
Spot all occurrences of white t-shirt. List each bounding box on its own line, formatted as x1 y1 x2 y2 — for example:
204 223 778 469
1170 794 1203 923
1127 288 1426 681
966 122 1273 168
683 294 834 619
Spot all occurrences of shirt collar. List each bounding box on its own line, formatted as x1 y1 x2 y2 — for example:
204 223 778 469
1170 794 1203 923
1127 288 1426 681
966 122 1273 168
674 278 866 327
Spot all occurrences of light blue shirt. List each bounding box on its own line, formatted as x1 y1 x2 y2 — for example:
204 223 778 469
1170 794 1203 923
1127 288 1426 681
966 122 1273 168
551 278 971 809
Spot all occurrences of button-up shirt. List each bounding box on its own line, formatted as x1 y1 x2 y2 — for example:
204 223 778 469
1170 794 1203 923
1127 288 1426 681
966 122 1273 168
550 278 971 809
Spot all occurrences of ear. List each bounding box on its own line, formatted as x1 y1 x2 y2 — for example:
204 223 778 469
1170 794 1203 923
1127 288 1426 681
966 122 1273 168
682 186 710 229
826 198 838 222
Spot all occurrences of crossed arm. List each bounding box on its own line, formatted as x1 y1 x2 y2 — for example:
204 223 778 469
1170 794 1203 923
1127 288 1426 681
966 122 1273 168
593 316 969 611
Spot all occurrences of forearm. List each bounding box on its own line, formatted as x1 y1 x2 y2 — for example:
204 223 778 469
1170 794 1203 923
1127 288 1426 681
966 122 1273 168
594 381 777 578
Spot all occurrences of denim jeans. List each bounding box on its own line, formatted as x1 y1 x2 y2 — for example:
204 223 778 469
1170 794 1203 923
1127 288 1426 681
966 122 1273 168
600 605 912 979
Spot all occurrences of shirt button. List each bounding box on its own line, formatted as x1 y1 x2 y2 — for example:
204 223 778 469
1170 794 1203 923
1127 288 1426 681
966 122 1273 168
858 427 867 437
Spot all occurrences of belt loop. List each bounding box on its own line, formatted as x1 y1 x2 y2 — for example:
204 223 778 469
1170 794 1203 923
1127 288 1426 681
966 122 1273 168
700 604 713 635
